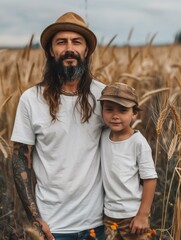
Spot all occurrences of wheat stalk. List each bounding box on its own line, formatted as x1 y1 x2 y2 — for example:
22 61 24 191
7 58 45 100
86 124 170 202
0 94 13 114
167 134 178 160
132 119 142 128
171 195 181 240
141 88 170 99
170 105 181 135
120 73 142 81
156 105 170 135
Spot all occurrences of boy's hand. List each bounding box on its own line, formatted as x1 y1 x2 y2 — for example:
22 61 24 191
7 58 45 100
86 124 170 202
129 213 149 235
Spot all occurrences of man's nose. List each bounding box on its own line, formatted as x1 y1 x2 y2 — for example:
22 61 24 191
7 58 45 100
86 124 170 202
65 41 74 51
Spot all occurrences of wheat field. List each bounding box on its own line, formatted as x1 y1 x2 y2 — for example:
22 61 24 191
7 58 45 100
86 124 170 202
0 37 181 239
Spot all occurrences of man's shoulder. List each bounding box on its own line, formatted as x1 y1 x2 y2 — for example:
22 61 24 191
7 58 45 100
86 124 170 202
21 85 42 97
91 79 106 92
20 85 41 103
21 85 37 95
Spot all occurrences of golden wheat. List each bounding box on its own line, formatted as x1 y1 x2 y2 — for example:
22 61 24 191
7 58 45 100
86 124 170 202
1 39 181 239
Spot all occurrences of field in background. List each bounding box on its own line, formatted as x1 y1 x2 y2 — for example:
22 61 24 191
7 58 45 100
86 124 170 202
0 41 181 239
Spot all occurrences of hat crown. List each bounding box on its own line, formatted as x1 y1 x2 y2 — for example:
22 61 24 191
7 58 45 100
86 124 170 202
99 83 138 107
56 12 87 28
40 12 97 56
102 83 138 102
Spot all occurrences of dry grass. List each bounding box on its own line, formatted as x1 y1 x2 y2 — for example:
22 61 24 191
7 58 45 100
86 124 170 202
0 37 181 239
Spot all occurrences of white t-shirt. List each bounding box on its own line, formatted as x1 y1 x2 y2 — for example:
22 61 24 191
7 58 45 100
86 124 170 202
11 80 105 233
101 129 158 219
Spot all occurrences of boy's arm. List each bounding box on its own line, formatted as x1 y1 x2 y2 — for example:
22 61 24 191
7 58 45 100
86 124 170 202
129 178 157 235
12 142 54 240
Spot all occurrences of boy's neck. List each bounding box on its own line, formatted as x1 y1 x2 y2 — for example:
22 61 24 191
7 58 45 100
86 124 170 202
110 128 135 141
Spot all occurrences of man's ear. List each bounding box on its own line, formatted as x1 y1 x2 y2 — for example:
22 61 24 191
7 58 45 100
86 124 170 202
50 46 54 57
85 47 89 57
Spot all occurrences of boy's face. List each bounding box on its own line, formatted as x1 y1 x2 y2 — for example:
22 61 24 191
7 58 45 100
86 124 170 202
102 100 136 133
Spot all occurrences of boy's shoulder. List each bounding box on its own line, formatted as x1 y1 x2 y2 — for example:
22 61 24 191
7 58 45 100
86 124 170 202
133 130 151 149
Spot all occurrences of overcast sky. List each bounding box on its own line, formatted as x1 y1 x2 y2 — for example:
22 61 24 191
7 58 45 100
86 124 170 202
1 0 181 47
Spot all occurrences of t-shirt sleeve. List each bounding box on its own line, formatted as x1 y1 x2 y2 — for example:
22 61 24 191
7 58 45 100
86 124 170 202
11 94 35 145
137 142 158 179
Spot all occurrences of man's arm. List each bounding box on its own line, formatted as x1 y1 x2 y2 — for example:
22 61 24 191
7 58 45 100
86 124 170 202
12 142 54 240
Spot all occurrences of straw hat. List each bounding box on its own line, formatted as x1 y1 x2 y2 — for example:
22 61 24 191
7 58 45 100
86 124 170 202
40 12 97 56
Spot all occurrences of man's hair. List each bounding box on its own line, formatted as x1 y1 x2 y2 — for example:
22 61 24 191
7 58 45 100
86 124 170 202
37 40 96 123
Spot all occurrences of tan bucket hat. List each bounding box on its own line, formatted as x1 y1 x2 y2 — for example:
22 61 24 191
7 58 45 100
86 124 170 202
40 12 97 56
98 82 138 107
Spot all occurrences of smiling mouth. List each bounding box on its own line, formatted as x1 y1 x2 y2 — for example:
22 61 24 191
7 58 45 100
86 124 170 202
64 58 77 65
66 56 76 59
64 57 77 62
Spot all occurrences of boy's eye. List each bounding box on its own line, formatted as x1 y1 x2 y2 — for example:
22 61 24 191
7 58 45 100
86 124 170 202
119 106 129 112
120 108 128 112
104 107 113 111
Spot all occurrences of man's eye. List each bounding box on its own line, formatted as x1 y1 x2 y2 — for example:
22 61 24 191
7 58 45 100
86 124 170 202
57 41 64 44
74 41 81 44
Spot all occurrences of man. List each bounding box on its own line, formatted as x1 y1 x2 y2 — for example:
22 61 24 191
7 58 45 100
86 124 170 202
11 12 105 240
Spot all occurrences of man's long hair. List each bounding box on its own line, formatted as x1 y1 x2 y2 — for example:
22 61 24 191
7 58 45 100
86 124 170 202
37 41 96 123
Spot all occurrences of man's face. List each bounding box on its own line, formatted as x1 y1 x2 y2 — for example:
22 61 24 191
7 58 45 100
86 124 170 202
50 31 88 81
50 31 88 66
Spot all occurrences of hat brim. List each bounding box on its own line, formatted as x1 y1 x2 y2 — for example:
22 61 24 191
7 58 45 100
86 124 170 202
98 96 137 108
40 22 97 56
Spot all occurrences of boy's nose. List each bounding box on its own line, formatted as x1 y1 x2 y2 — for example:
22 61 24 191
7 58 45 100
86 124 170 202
112 113 119 119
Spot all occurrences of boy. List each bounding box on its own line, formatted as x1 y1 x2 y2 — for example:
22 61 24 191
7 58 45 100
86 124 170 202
98 82 157 240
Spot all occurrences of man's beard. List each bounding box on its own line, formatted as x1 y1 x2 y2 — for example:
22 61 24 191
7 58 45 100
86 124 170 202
55 51 87 82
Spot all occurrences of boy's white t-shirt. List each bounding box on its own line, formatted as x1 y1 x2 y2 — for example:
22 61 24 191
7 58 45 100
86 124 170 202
101 128 158 219
11 80 105 233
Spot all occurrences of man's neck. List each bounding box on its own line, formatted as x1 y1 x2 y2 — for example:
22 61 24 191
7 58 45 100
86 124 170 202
61 80 80 96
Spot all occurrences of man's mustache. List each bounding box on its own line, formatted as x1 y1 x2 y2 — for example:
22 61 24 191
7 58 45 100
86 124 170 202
60 51 81 61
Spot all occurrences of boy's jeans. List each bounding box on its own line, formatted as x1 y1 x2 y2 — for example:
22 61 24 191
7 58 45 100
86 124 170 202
52 225 105 240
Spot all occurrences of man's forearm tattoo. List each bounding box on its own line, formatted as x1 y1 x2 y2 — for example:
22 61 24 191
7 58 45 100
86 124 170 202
12 142 41 223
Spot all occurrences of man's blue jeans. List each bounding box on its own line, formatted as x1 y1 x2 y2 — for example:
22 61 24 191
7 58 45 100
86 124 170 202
52 225 105 240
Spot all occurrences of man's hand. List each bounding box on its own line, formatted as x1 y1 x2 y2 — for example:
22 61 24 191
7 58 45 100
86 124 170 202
33 218 55 240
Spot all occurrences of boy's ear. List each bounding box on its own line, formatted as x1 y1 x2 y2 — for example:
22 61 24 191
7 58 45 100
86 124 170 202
132 112 137 119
